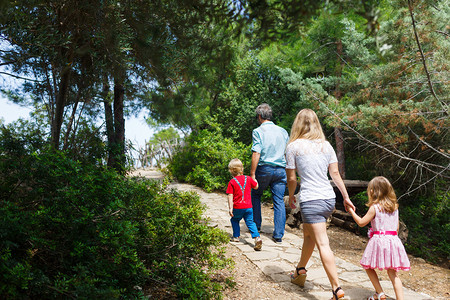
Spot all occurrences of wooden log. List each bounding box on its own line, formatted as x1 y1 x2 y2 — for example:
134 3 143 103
330 216 357 231
332 209 353 221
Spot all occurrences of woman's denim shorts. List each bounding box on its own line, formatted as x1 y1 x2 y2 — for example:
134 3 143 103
300 198 336 224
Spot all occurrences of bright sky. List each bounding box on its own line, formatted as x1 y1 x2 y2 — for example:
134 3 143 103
0 96 155 150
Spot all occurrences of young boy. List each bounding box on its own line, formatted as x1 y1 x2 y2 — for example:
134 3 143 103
226 158 262 251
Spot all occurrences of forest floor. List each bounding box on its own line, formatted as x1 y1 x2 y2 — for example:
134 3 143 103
220 203 449 300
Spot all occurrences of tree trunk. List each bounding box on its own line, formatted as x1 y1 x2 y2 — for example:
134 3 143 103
51 67 71 149
334 127 346 179
112 76 126 173
62 99 79 150
334 39 346 179
103 80 115 167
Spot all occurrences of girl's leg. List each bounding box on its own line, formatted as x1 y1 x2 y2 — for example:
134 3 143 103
365 269 384 295
387 269 404 300
306 223 342 293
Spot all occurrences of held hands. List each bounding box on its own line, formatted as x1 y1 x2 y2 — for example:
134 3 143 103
343 198 356 212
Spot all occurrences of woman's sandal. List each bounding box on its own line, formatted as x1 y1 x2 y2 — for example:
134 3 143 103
290 267 307 287
367 292 386 300
330 286 345 300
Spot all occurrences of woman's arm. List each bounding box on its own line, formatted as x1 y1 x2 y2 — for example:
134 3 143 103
286 169 298 209
348 205 376 227
328 162 355 212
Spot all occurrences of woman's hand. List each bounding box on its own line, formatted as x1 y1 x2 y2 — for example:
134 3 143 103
343 198 356 212
289 194 297 209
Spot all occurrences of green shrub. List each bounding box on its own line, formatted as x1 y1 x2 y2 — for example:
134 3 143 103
401 188 449 264
169 122 251 192
0 130 230 298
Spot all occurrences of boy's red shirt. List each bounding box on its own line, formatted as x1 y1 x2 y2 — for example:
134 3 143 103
226 175 258 209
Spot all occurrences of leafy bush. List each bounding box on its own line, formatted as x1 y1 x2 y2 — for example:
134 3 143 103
169 121 251 192
401 188 449 264
0 128 230 299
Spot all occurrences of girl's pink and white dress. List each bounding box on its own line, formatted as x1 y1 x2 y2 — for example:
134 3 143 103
360 204 410 271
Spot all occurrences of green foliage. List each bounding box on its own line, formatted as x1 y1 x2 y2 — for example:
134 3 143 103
169 119 251 192
350 192 371 236
147 127 180 146
214 53 302 145
0 129 229 299
401 187 450 263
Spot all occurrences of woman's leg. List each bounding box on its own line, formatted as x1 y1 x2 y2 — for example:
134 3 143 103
295 224 315 273
387 269 404 300
306 222 341 292
365 269 384 295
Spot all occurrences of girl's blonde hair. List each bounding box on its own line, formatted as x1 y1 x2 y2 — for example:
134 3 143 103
228 158 244 177
366 176 398 213
288 109 325 144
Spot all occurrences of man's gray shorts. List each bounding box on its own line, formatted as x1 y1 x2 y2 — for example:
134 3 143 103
300 198 336 224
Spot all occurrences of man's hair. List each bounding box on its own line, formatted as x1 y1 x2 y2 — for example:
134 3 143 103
255 103 272 121
228 158 244 176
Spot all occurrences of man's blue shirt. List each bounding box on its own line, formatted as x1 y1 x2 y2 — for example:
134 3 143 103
251 121 289 168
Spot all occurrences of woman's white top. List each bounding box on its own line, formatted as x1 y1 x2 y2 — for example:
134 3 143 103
285 139 338 202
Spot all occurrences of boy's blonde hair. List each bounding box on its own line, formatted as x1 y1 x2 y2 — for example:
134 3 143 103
288 108 325 145
367 176 399 213
228 158 244 176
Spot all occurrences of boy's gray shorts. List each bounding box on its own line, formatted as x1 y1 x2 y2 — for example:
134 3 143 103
300 198 336 224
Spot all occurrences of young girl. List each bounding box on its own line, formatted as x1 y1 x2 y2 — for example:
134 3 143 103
348 176 410 300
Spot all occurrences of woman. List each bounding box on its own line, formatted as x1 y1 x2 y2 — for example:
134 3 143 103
286 109 355 300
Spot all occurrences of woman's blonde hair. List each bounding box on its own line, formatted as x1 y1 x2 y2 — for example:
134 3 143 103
366 176 398 213
228 158 244 176
288 109 325 144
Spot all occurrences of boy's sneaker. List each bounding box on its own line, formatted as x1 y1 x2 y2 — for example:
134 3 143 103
230 237 240 242
254 237 262 251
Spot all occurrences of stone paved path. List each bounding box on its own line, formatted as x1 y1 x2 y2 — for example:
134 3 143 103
132 169 434 300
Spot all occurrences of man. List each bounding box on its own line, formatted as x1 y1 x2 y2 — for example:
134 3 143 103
250 103 289 243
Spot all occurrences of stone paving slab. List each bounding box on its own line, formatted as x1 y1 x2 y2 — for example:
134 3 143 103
161 180 434 300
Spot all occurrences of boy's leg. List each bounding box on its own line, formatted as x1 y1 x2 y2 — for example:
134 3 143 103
242 208 260 238
387 269 404 300
230 209 244 238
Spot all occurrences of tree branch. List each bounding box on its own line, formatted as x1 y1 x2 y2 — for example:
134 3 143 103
0 71 42 82
407 0 448 114
311 91 449 175
408 126 450 160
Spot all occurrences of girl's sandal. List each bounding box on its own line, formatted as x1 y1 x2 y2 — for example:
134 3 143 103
367 292 386 300
290 267 307 287
330 286 345 300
